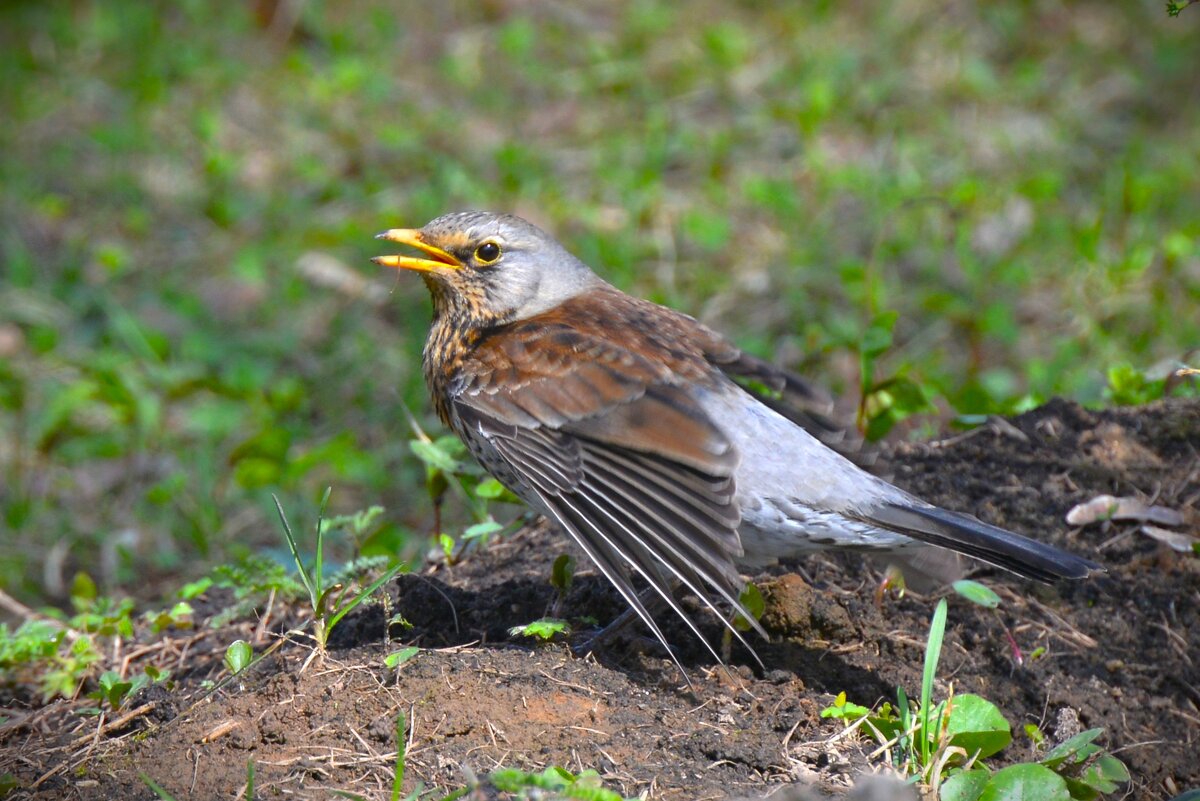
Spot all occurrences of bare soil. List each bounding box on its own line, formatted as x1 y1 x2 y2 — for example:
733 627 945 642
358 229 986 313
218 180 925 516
2 398 1198 800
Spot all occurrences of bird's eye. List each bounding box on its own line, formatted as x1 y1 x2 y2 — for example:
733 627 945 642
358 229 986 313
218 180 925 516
474 241 501 264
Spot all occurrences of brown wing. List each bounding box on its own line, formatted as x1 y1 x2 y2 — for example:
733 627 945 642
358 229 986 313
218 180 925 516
451 288 766 664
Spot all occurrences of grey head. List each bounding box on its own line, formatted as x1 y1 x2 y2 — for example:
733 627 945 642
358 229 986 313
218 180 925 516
378 211 604 325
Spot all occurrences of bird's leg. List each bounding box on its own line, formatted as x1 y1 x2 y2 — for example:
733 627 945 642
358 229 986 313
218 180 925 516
571 585 671 658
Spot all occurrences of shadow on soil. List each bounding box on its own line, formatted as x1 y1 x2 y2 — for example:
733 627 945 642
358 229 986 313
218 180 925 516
3 399 1198 800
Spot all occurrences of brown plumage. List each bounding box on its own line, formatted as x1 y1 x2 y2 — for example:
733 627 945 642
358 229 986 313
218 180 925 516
374 211 1103 668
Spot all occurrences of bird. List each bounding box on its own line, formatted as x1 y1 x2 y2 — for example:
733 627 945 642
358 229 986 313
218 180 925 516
373 211 1103 667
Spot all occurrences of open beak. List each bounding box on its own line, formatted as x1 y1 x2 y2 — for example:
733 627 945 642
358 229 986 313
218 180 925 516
372 229 463 273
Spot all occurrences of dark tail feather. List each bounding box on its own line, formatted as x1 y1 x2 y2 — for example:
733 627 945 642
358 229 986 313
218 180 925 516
866 503 1104 583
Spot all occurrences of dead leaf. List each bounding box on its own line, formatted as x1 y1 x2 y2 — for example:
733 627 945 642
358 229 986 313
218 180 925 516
1065 494 1185 527
1140 525 1199 554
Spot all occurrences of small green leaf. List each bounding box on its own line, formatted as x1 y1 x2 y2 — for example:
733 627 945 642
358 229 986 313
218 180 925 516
919 599 949 765
953 580 1002 609
71 572 98 608
384 646 419 669
733 581 765 631
1040 728 1104 769
427 470 449 504
224 640 253 675
509 618 570 641
409 439 460 473
864 408 900 442
139 772 175 800
1063 752 1129 799
315 582 345 619
144 665 170 683
474 478 509 499
860 312 898 359
946 694 1013 759
979 763 1070 801
169 601 194 620
1104 363 1161 405
875 375 931 414
463 519 504 540
177 577 213 599
941 768 990 801
0 772 20 796
92 670 134 710
1081 754 1129 793
551 553 575 594
145 602 194 633
819 691 871 720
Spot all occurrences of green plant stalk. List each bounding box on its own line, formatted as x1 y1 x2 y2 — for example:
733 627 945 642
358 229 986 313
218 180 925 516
406 410 492 524
326 566 403 634
273 491 403 652
274 494 318 609
139 772 176 800
896 686 911 766
920 598 948 769
392 711 406 801
275 488 333 647
315 487 331 618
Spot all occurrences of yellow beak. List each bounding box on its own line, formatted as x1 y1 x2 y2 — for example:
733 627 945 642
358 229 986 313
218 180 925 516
372 229 463 273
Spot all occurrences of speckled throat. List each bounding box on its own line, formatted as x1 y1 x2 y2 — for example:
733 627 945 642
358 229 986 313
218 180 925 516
421 276 497 426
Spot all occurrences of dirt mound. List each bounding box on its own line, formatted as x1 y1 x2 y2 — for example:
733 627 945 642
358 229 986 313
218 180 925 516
3 399 1197 799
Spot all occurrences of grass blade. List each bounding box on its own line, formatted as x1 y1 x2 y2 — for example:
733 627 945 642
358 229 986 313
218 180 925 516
139 773 177 800
392 711 407 801
327 563 404 631
273 494 317 605
243 760 255 801
920 598 948 767
314 487 333 599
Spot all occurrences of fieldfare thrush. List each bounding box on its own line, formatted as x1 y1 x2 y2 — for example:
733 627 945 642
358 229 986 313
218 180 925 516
374 211 1102 664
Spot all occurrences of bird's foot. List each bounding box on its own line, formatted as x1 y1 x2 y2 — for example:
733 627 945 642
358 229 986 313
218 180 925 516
570 605 642 657
571 589 682 662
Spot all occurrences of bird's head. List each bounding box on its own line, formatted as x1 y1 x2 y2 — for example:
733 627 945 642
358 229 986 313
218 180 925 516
373 211 601 325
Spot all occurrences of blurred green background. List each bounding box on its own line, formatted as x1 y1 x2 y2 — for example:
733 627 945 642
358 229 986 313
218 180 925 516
1 1 1197 605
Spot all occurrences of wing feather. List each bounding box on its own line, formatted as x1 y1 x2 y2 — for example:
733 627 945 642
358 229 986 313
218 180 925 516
575 456 766 652
533 488 684 670
543 489 739 669
454 393 766 661
449 289 767 663
579 445 744 588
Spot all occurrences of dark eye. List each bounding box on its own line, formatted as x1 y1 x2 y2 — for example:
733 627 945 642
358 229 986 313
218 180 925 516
474 241 501 264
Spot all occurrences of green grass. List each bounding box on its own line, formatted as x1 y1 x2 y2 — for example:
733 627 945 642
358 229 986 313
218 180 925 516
272 490 404 657
821 599 1130 800
1 1 1197 604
